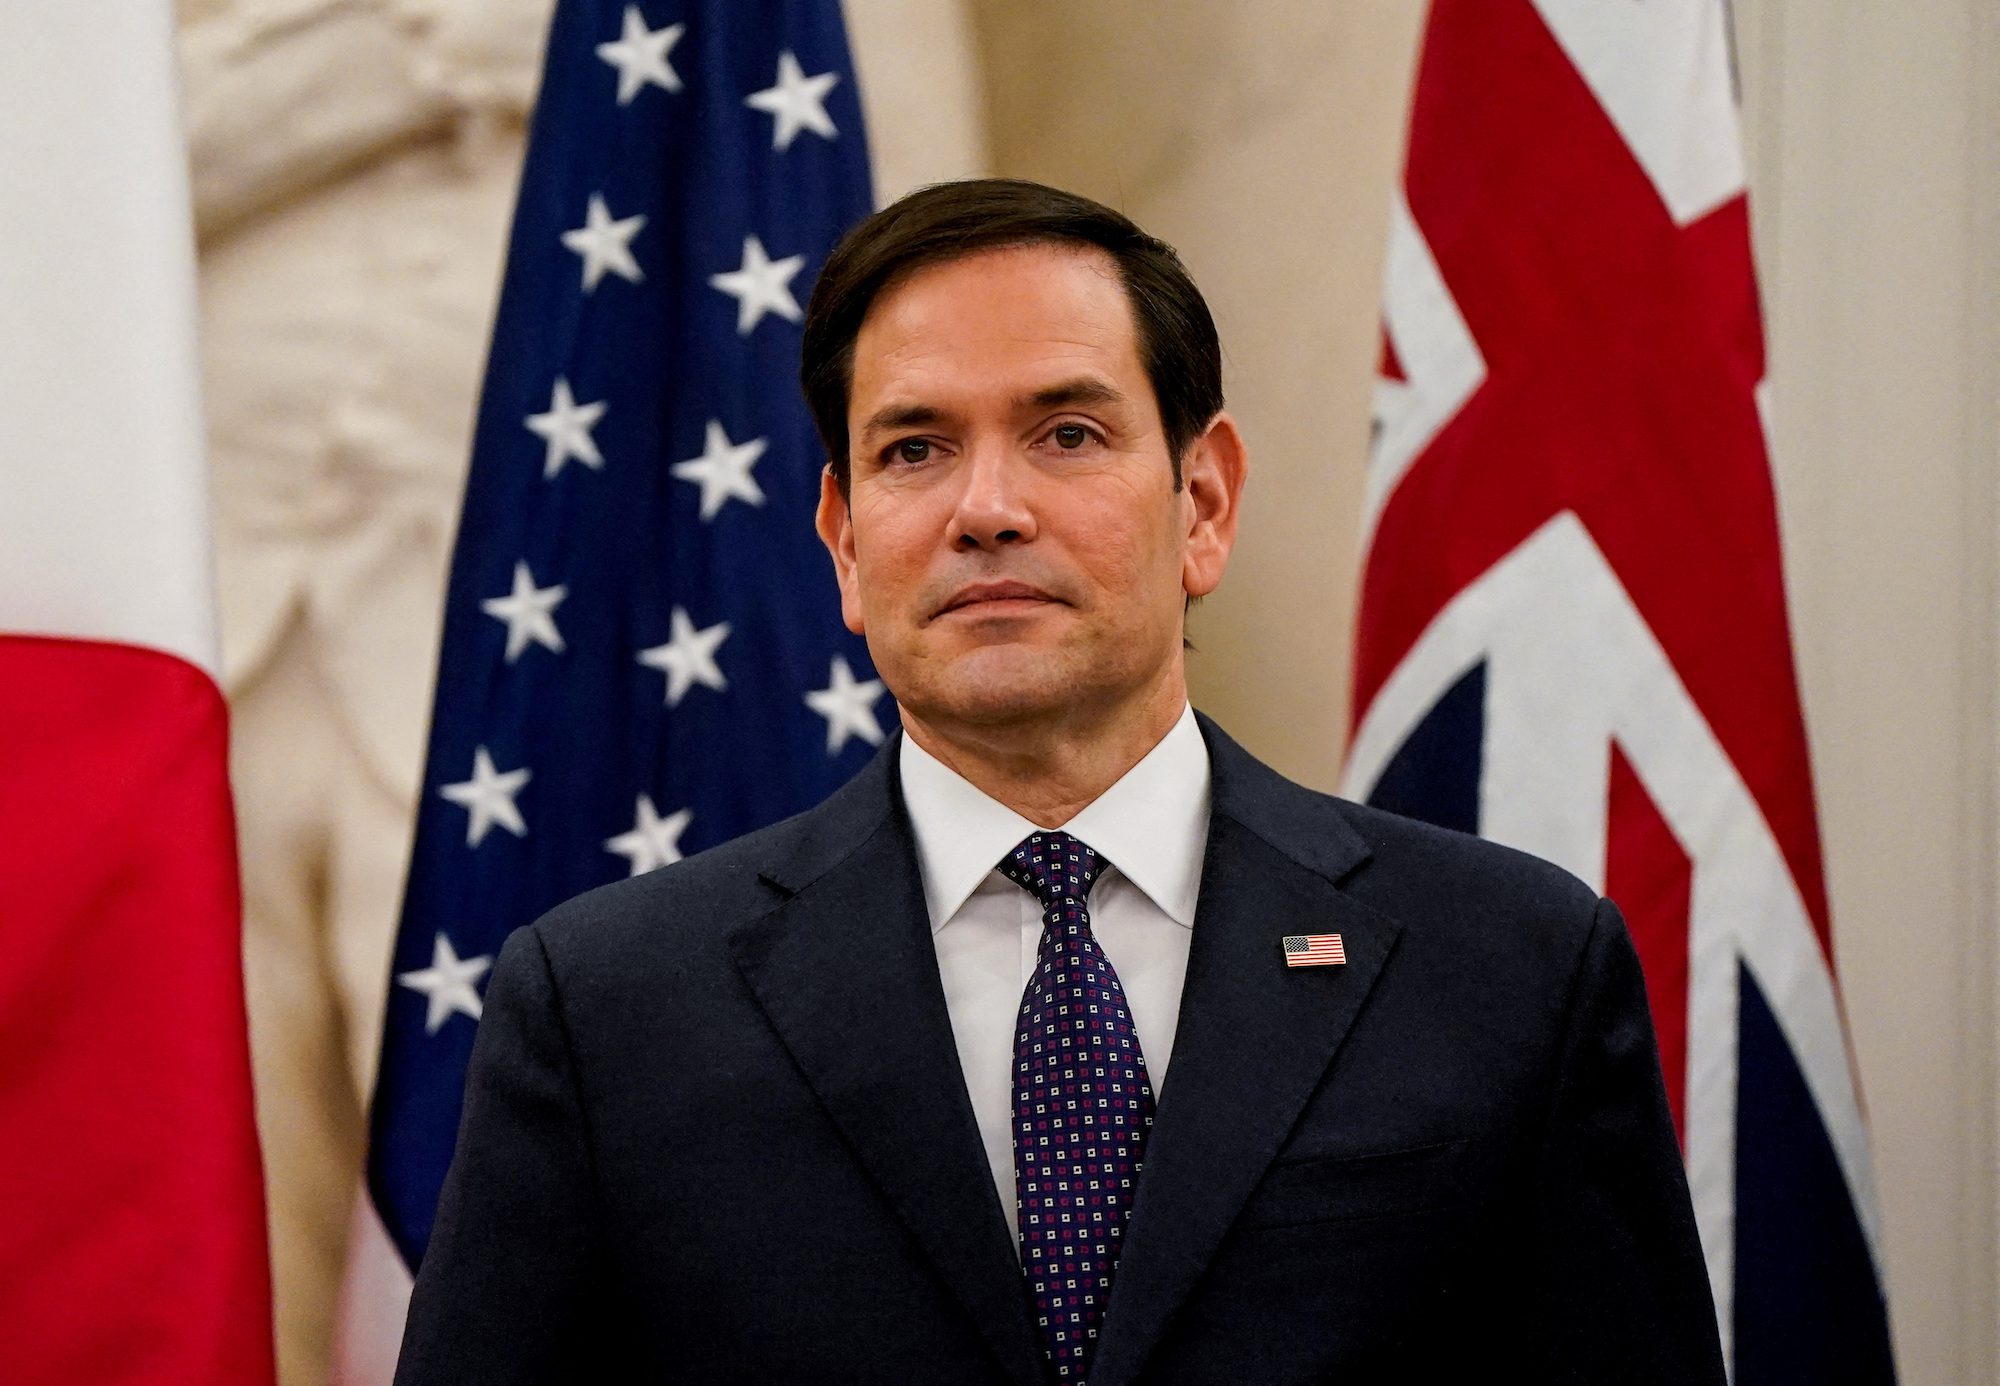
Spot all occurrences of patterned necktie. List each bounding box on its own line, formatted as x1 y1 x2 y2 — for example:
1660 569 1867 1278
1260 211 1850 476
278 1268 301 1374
999 830 1155 1383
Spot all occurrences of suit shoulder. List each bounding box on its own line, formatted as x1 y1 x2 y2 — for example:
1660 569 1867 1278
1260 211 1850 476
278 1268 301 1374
525 804 818 966
1333 796 1600 921
1200 712 1599 946
517 743 900 995
1332 797 1611 992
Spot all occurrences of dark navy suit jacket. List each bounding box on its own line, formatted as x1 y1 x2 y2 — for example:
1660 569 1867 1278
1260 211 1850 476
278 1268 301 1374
395 715 1725 1384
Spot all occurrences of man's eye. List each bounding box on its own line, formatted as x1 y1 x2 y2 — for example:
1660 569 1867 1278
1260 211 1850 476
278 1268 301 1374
1052 424 1091 450
893 438 932 464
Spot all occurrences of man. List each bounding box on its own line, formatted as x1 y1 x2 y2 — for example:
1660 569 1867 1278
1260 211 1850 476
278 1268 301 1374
396 179 1725 1384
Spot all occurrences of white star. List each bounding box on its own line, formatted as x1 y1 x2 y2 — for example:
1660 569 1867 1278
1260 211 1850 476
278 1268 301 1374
561 193 646 291
805 656 888 754
637 606 731 705
596 6 684 105
671 419 768 519
605 794 694 876
744 51 839 151
525 376 607 478
708 235 805 335
439 746 531 847
480 561 568 663
397 933 493 1034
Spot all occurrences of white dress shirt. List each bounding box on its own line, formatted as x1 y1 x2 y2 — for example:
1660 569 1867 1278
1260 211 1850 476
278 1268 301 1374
898 703 1211 1245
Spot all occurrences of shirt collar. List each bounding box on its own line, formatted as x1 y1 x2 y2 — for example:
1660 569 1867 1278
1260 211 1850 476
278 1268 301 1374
898 703 1211 932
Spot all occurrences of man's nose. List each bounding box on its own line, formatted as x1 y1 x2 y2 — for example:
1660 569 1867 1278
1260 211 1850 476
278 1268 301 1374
946 441 1038 550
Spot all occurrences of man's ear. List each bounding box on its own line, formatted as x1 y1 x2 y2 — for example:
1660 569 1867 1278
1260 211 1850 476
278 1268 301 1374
1180 411 1248 599
815 465 867 635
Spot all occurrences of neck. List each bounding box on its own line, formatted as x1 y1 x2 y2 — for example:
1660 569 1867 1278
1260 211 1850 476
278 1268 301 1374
900 671 1188 828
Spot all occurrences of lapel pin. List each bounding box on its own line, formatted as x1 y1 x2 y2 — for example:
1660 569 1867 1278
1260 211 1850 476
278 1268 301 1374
1282 933 1347 968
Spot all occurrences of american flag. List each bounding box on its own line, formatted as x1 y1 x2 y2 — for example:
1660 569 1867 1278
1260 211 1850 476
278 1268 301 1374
1345 1 1894 1379
364 0 885 1276
1282 934 1347 968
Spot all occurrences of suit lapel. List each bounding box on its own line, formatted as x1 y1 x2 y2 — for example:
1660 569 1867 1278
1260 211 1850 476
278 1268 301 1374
728 741 1046 1386
1088 719 1403 1386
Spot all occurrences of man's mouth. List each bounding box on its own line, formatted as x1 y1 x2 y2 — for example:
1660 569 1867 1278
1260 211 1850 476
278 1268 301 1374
933 581 1061 618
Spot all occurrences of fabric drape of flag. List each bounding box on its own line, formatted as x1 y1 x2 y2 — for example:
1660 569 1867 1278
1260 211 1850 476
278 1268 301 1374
333 0 884 1374
0 4 276 1384
1344 1 1896 1379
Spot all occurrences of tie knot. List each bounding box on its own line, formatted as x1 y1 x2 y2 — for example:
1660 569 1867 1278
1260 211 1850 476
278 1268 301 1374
998 830 1103 909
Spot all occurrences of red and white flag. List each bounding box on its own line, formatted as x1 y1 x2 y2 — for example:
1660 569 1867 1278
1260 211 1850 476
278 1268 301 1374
1346 2 1895 1378
0 5 276 1384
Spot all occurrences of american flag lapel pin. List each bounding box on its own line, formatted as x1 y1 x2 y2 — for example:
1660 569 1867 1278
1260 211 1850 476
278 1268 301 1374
1282 933 1347 968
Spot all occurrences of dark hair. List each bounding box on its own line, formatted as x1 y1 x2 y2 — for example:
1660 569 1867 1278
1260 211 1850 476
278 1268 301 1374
801 178 1224 496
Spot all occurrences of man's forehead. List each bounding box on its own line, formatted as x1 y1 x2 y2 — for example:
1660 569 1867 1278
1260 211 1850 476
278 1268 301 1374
864 243 1131 341
878 238 1125 305
849 243 1144 405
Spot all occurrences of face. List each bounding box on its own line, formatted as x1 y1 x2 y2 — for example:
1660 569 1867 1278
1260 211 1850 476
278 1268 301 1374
816 242 1245 739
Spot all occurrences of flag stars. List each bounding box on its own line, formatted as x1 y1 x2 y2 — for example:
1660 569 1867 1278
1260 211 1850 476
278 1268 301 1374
638 606 731 704
672 419 768 519
806 655 888 753
397 933 493 1034
709 235 805 334
439 747 531 846
605 794 693 875
562 193 646 291
525 377 607 478
596 6 684 105
481 561 568 662
745 51 840 151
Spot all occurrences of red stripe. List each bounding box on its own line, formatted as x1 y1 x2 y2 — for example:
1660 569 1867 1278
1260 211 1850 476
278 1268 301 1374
1286 938 1345 967
1606 742 1693 1144
0 635 274 1386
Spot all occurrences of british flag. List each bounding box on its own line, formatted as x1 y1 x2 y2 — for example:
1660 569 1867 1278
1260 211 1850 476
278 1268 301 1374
1343 2 1897 1378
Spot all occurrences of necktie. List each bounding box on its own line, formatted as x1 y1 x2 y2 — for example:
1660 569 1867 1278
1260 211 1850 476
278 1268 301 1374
999 831 1155 1382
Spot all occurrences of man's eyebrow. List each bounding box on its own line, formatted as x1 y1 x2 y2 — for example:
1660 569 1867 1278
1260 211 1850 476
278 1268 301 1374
857 379 1126 441
858 402 945 439
1022 378 1126 410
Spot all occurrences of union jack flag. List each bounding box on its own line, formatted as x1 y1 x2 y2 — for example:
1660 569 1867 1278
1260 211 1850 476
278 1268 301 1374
1344 2 1896 1379
335 0 883 1373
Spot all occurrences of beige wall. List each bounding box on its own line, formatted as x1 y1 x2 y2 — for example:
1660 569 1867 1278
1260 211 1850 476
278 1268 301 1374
977 1 1998 1382
1735 1 2000 1379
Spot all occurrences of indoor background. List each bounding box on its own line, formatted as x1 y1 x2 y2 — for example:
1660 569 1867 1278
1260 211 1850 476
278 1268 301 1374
174 0 1999 1381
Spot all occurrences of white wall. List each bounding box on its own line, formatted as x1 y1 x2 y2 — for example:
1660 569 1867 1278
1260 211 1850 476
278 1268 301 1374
1736 1 1999 1379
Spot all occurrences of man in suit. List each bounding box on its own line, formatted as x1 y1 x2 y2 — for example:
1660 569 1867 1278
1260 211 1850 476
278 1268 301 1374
396 179 1726 1384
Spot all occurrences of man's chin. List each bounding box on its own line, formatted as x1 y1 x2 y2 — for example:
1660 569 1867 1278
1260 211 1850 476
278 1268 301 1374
900 657 1084 731
931 685 1071 729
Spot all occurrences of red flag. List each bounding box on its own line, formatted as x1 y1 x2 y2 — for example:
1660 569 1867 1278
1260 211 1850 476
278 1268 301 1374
1345 2 1895 1378
0 4 276 1383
